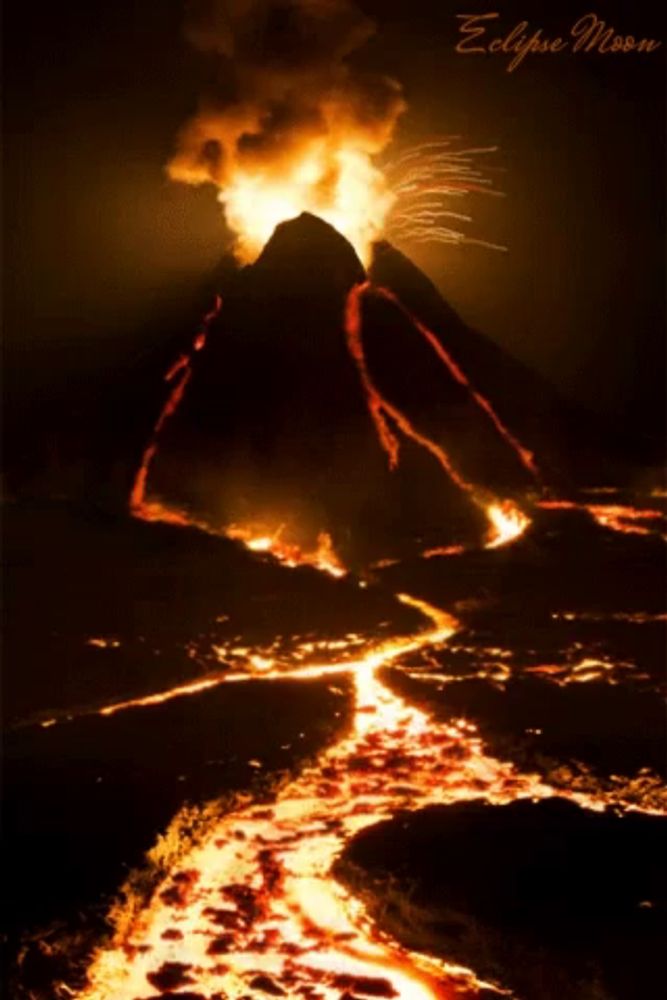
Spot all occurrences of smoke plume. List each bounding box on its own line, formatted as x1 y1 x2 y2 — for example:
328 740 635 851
167 0 407 261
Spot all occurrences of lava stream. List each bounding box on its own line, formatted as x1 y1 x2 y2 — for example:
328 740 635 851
130 296 223 519
77 597 542 1000
537 500 667 539
370 283 540 481
76 593 658 1000
344 282 530 549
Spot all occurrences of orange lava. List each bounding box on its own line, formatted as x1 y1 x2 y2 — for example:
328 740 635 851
371 284 540 481
75 597 531 1000
537 500 666 538
484 500 531 549
130 296 223 518
76 592 662 1000
225 524 346 578
422 545 466 559
129 275 530 561
344 282 530 552
345 282 473 494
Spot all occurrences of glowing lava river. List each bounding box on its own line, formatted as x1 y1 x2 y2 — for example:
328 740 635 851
64 586 656 1000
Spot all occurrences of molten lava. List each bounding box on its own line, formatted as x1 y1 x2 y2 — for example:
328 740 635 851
130 296 223 521
484 501 531 549
225 524 346 578
538 500 667 539
344 281 531 550
370 284 540 481
75 588 662 1000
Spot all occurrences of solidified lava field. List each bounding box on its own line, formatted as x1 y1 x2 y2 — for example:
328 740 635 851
4 490 666 1000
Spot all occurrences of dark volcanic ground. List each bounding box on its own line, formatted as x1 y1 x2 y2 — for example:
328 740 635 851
3 490 666 999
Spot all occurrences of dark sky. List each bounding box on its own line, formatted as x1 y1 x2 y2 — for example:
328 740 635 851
3 1 665 454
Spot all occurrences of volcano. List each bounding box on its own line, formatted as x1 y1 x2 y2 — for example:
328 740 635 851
133 213 562 570
8 223 667 1000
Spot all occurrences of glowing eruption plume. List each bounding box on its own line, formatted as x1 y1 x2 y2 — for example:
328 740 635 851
384 139 507 251
167 0 406 264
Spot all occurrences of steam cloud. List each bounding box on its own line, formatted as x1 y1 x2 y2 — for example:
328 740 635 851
167 0 406 256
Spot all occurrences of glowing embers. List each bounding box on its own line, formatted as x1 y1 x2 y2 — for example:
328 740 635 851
552 610 667 625
225 523 346 578
523 657 638 687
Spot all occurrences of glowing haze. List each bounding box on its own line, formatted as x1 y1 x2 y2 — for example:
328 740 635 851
168 0 406 263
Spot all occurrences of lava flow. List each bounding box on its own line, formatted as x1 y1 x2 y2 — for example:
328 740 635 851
344 281 531 550
128 274 531 563
76 598 549 1000
368 283 540 481
537 499 667 539
75 587 663 1000
224 524 347 579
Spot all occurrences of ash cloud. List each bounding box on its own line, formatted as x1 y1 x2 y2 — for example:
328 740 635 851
167 0 406 192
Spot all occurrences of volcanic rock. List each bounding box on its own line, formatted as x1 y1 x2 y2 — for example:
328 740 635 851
338 798 667 1000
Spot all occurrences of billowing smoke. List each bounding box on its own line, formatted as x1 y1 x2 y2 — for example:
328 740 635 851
167 0 407 262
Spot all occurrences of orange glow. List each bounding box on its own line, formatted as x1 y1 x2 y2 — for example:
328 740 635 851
344 282 531 552
372 284 540 481
76 592 662 1000
217 148 396 266
538 500 666 538
422 544 466 559
225 523 346 578
484 500 531 549
130 296 223 519
345 283 476 494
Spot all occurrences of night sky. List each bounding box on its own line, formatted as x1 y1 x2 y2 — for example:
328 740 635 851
3 1 665 484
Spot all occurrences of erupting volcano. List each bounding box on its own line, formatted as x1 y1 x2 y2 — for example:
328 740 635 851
129 212 539 571
5 3 665 1000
